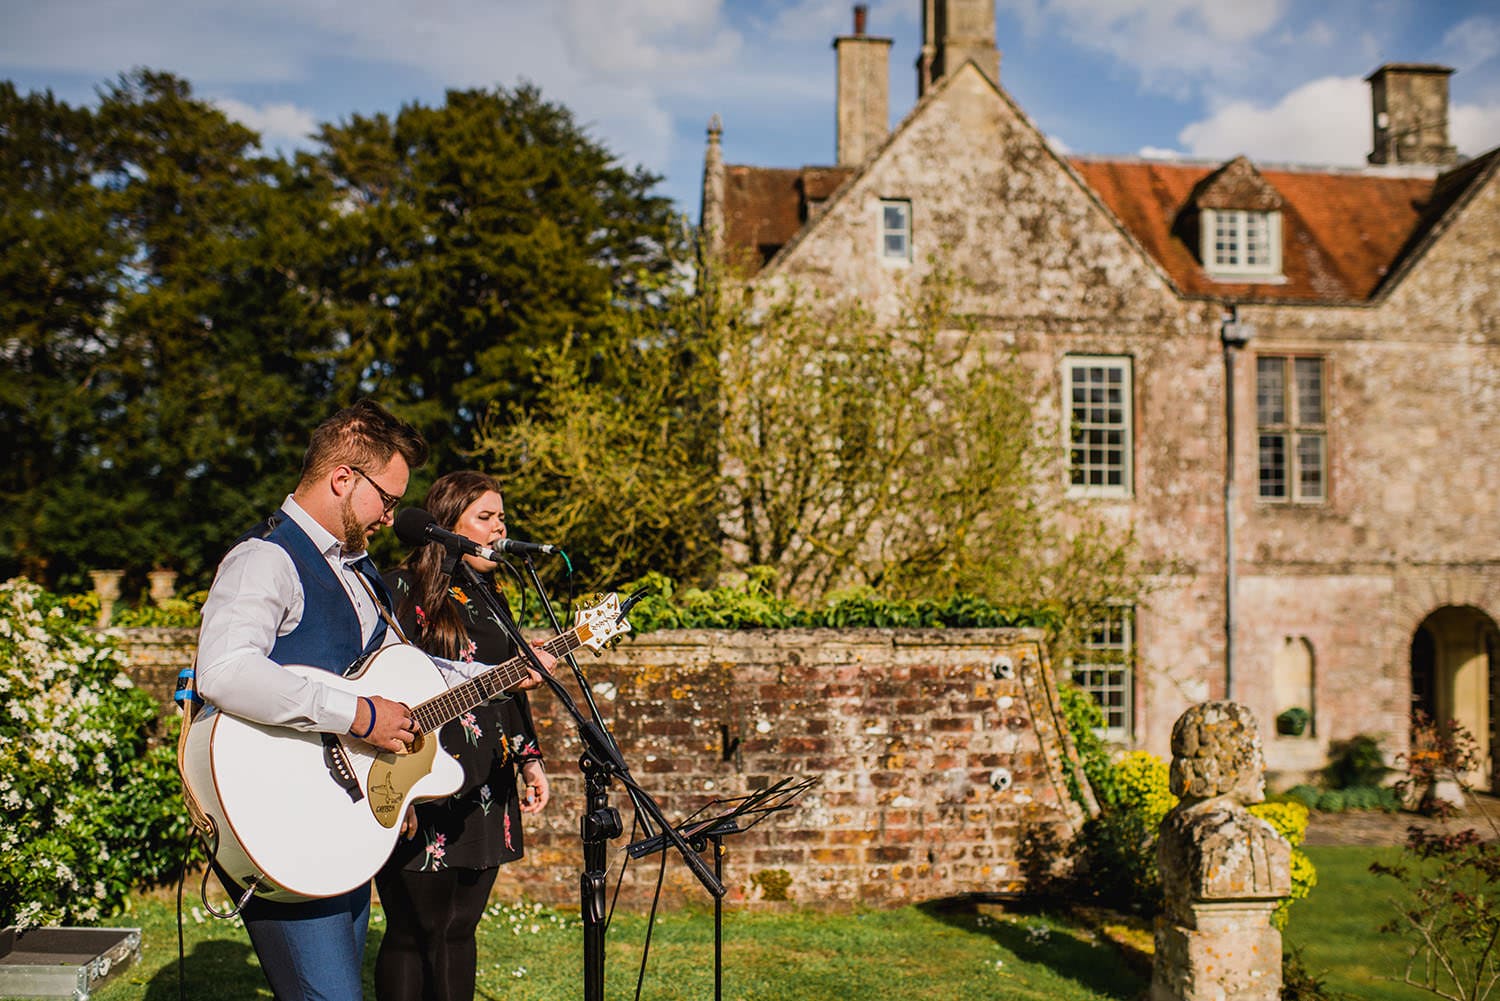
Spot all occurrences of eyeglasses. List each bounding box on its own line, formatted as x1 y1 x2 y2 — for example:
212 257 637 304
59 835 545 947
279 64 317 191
349 465 402 515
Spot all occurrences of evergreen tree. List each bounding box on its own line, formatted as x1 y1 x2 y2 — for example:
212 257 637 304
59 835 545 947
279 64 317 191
310 84 684 472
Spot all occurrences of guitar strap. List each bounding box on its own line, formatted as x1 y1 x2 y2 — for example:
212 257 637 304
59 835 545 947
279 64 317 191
351 568 411 647
174 654 218 841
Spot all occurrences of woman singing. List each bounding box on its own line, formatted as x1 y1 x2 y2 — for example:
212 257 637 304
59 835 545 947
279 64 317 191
376 470 550 1001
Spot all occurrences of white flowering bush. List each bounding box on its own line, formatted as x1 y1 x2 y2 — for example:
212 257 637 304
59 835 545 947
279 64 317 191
0 577 190 927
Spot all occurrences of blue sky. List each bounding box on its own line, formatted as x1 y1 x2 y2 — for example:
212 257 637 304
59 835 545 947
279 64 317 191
3 0 1499 218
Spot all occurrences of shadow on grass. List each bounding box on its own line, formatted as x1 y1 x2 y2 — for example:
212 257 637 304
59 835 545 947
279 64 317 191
141 939 262 1001
918 898 1146 1001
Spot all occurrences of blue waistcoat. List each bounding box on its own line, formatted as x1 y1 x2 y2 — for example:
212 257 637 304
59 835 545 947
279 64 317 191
260 515 390 674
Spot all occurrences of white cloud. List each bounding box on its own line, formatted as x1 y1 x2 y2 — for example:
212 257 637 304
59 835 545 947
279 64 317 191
998 0 1290 94
1442 15 1500 74
1177 75 1368 166
213 98 320 154
1137 145 1186 160
1452 100 1500 157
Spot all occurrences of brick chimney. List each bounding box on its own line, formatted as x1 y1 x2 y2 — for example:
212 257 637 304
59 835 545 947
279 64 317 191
918 0 1000 97
834 5 892 166
1367 63 1458 167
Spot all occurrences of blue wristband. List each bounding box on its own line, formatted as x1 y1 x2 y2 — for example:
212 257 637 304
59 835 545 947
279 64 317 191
350 696 376 739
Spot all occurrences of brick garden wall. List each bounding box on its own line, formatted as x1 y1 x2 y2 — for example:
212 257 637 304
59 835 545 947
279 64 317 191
116 626 1088 909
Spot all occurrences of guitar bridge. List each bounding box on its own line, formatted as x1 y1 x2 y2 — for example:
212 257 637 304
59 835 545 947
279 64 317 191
321 733 364 803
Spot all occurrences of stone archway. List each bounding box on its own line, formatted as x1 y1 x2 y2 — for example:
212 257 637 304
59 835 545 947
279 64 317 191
1410 606 1500 792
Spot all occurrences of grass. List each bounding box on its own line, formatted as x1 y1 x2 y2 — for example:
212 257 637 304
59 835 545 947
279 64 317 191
1283 845 1441 1001
74 890 1145 1001
25 844 1466 1001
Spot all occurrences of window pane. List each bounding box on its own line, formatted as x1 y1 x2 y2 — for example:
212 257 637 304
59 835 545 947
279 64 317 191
1067 359 1131 495
1244 212 1269 268
1257 357 1285 425
1297 433 1325 500
880 201 910 261
1294 357 1324 423
1074 607 1133 735
1259 433 1287 498
1214 211 1238 267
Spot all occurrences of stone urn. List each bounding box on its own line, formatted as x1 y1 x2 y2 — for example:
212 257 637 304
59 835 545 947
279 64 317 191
147 568 178 607
87 569 125 628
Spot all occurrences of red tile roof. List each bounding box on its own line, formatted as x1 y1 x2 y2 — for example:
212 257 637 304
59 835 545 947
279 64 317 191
718 152 1494 305
1069 158 1439 302
722 164 854 271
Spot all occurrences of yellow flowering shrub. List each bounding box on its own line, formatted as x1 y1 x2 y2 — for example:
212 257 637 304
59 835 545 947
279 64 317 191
1106 750 1178 826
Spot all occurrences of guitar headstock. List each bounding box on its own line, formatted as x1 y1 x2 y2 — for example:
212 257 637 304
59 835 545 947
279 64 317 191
573 592 633 653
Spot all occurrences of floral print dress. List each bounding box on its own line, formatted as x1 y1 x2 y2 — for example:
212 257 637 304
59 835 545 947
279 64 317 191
380 570 544 872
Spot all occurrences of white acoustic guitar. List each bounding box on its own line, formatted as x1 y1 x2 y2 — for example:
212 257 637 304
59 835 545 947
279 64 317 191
181 592 632 903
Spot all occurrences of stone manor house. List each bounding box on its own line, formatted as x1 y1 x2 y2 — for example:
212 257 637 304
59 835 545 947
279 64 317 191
700 1 1500 784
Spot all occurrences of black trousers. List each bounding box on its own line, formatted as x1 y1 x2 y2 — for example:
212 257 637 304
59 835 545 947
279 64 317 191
373 865 500 1001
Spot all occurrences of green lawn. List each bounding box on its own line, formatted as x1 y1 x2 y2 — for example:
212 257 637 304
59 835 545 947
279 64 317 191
71 893 1144 1001
14 845 1457 1001
1283 845 1438 1001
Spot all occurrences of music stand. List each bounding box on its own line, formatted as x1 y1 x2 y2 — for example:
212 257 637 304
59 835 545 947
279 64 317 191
626 776 819 1001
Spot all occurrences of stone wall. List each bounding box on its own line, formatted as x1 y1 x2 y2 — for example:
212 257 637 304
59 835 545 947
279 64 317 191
118 626 1088 908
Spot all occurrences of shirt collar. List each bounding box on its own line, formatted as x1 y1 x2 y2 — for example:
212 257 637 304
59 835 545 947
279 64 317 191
279 495 361 562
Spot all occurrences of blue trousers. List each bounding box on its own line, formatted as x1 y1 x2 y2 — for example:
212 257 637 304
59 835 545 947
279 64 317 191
241 884 372 1001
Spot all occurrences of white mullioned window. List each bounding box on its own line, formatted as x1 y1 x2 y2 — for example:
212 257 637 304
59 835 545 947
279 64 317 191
1065 355 1133 498
1256 355 1327 503
1072 605 1135 739
879 199 911 263
1202 209 1282 280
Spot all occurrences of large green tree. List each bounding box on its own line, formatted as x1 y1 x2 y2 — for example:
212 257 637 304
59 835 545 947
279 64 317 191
309 85 684 474
1 73 684 592
0 83 123 582
0 72 342 587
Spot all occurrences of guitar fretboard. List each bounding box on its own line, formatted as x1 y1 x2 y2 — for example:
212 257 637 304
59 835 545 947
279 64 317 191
412 627 589 733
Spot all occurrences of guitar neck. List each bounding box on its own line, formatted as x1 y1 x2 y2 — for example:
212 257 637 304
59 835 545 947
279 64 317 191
412 628 582 733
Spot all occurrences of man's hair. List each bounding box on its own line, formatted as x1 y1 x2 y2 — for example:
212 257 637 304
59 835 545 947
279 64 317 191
298 400 428 487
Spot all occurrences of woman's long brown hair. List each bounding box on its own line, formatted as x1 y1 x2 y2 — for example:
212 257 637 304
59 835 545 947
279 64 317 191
393 470 503 660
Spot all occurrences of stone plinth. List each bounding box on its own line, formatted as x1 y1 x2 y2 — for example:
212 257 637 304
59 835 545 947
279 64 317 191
1152 901 1283 1001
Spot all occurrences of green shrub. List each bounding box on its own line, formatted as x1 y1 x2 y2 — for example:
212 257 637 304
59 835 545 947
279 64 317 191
0 577 192 927
1322 734 1388 789
1315 790 1347 813
1281 783 1321 810
607 571 1057 633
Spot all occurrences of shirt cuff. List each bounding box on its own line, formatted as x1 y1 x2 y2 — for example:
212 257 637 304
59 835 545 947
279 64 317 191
329 689 360 735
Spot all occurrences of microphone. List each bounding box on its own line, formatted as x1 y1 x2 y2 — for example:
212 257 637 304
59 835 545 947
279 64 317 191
393 508 560 559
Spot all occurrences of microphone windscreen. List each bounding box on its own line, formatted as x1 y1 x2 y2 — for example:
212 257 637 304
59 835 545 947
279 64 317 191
393 508 437 547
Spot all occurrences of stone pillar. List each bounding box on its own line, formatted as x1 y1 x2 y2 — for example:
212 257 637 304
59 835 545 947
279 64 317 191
88 569 124 628
1153 701 1291 1001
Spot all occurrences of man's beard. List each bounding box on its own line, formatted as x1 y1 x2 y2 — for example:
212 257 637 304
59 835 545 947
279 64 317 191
340 495 369 553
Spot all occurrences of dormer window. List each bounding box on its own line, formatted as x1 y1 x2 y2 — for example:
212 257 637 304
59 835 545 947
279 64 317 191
1204 208 1282 280
1189 156 1285 283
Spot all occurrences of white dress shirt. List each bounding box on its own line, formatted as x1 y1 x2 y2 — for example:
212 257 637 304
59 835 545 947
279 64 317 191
196 496 484 734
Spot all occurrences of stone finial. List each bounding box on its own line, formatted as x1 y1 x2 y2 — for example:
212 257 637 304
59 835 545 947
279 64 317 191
1153 701 1291 1001
701 115 726 263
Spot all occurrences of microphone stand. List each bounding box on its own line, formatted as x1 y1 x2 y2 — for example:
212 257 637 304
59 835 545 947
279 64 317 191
444 557 724 1001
